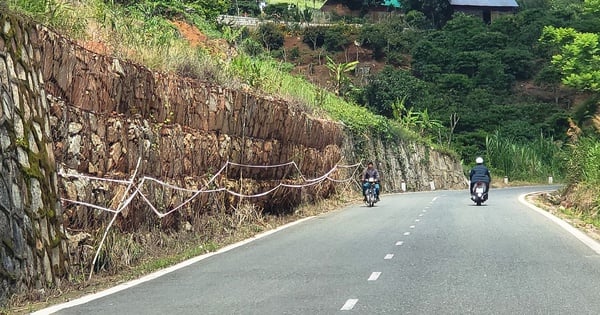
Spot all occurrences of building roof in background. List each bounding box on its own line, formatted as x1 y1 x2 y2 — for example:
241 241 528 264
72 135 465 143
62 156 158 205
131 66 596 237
450 0 519 7
320 0 402 9
383 0 402 8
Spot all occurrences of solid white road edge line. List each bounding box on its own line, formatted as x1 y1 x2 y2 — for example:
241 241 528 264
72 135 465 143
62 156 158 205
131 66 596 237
31 216 316 315
341 299 358 310
519 192 600 255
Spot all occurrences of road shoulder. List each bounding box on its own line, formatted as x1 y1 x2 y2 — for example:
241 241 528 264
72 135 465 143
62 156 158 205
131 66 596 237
520 192 600 254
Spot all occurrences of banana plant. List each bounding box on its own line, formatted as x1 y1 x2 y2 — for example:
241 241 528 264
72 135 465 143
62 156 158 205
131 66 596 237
391 97 419 130
222 25 246 49
416 108 443 136
326 55 359 96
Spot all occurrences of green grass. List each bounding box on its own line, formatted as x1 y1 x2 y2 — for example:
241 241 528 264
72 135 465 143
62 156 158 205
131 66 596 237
133 242 216 276
484 131 566 182
227 53 422 142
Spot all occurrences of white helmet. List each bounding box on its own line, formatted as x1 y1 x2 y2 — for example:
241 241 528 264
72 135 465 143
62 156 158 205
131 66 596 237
475 157 484 164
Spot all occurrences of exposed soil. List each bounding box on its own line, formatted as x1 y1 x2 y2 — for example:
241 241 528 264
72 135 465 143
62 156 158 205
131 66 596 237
281 34 388 89
172 20 207 47
169 20 388 90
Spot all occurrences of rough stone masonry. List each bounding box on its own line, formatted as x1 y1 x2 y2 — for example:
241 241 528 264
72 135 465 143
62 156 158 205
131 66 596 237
1 12 69 305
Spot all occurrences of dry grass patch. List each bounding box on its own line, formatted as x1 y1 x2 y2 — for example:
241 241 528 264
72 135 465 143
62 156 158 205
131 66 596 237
528 190 600 243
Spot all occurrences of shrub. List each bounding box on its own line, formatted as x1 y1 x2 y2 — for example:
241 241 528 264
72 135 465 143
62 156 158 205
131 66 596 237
302 26 326 50
255 22 285 51
323 23 353 52
242 38 265 56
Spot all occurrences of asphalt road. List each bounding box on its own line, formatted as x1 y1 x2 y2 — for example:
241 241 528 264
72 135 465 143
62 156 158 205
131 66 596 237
38 186 600 314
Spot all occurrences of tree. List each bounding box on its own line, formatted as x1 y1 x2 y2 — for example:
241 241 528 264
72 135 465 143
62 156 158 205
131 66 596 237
338 0 380 10
411 38 452 79
302 26 325 50
404 10 430 29
435 73 473 93
323 23 354 52
359 24 387 59
255 22 285 52
474 55 511 90
584 0 600 14
403 0 453 28
540 26 600 92
130 0 229 20
442 13 486 49
227 0 260 16
495 47 535 80
363 66 429 117
534 63 563 103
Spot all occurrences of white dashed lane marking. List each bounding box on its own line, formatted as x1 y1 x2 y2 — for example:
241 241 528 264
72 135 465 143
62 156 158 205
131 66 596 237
368 272 382 281
344 197 440 311
341 299 358 311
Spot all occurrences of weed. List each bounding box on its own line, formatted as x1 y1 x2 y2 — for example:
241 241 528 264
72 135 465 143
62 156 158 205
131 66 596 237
485 131 565 182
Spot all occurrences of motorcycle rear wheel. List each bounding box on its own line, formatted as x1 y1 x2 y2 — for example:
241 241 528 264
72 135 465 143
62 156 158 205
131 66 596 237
366 189 375 207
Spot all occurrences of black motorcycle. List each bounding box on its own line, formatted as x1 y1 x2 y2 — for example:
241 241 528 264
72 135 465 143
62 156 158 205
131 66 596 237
365 178 379 207
471 181 488 206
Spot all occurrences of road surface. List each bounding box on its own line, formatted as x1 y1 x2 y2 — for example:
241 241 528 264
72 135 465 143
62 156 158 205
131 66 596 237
36 186 600 314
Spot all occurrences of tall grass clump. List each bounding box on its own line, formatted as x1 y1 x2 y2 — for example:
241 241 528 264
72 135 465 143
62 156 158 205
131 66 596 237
485 131 566 182
565 137 600 185
8 0 88 37
562 136 600 215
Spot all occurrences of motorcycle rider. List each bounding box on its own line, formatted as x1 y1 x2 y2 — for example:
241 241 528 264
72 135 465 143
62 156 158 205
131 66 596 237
469 156 491 194
362 161 380 201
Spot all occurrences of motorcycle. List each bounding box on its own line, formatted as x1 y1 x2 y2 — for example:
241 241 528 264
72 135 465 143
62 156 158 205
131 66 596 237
365 177 379 207
471 181 488 206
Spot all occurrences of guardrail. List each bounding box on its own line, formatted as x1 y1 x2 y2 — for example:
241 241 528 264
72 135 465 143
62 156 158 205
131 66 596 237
217 15 343 28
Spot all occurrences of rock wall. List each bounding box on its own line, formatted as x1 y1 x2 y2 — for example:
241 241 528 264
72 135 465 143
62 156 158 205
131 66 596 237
0 13 68 306
343 135 467 193
0 10 467 306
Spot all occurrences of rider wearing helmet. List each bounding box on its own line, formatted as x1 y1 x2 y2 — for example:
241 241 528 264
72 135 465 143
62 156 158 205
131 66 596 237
362 161 380 201
469 157 491 194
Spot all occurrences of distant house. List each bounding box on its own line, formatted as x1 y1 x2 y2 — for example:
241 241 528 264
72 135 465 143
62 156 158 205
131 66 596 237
450 0 519 24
